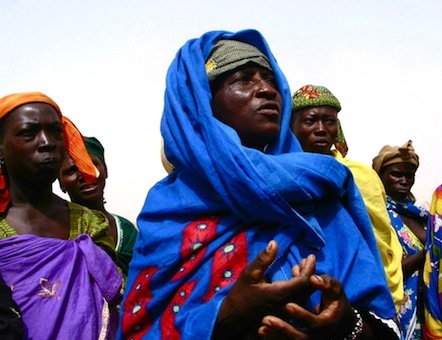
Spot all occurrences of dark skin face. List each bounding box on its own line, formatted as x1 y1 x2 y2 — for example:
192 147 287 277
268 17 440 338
59 153 107 208
0 103 71 239
290 106 338 155
0 103 65 185
380 162 417 202
211 64 282 151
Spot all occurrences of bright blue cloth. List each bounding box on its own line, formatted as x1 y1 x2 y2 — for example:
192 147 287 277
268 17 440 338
118 29 397 339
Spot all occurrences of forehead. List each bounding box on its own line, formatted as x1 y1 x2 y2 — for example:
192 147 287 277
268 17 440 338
61 155 76 168
383 162 417 173
3 102 60 126
297 106 338 117
230 63 273 75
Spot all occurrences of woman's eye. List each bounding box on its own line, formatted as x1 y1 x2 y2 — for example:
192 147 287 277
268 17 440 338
18 129 36 138
63 167 78 176
266 77 277 85
234 75 249 82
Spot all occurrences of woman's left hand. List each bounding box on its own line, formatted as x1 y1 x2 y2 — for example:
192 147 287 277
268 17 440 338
258 274 356 339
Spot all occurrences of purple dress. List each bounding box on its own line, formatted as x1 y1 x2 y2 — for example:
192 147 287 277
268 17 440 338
0 234 122 339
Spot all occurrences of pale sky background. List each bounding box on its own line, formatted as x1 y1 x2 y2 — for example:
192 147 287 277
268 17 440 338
1 0 441 224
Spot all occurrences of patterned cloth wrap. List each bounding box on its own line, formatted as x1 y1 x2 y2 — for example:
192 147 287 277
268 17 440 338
424 184 442 338
0 234 122 339
118 29 398 339
387 196 429 339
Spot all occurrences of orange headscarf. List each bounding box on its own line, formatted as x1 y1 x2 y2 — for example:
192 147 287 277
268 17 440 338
0 92 99 212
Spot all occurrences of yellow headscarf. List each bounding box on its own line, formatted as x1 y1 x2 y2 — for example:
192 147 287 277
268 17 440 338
0 92 99 212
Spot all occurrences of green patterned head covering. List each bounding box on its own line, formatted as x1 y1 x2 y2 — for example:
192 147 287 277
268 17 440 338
206 39 272 82
291 85 348 157
291 85 341 112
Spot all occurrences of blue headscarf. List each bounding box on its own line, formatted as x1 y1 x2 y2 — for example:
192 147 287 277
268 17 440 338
119 29 396 339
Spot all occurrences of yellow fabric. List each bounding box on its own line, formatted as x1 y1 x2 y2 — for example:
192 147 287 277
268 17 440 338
333 150 404 311
160 137 174 174
424 188 442 337
424 314 442 340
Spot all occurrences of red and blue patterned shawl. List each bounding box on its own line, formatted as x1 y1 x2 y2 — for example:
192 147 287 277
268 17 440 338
119 29 397 339
0 234 122 339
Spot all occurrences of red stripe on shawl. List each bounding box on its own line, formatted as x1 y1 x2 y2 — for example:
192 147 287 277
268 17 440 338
160 280 197 339
121 266 158 340
202 231 248 301
171 216 219 281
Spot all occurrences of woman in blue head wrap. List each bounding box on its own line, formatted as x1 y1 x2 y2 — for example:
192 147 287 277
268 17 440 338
119 29 400 339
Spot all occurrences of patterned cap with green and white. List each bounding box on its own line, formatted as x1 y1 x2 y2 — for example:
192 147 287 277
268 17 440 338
291 85 341 112
206 39 272 82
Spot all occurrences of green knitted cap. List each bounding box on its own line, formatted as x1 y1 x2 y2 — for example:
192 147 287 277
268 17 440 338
291 85 341 112
206 39 272 82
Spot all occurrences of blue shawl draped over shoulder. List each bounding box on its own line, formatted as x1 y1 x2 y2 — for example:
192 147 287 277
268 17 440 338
119 29 396 339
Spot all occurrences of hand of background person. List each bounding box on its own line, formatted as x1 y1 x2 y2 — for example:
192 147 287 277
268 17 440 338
258 273 357 339
212 240 316 339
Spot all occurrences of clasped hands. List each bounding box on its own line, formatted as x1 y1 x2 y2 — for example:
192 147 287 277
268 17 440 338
214 240 357 339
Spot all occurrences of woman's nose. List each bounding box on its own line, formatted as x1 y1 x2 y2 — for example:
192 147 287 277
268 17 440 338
38 130 56 149
256 78 277 99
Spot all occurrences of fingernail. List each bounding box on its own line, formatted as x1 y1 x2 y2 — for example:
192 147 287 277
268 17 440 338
313 274 323 282
266 240 273 252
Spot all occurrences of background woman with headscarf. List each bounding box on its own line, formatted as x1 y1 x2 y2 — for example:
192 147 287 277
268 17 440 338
290 84 404 315
0 92 122 339
59 136 138 277
373 140 428 339
120 30 400 339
